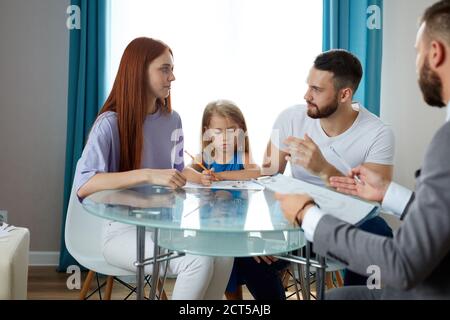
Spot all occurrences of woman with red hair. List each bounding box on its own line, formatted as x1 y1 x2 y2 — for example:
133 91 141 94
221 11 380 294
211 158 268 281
74 37 233 299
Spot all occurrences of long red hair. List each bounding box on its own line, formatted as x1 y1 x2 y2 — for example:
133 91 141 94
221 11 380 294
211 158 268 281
99 37 173 172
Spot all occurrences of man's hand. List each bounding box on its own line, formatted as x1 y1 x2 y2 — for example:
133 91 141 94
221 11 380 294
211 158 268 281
284 134 335 180
329 165 391 203
275 193 315 225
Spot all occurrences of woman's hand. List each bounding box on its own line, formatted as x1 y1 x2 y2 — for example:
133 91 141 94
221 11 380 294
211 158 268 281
329 165 390 203
146 169 186 189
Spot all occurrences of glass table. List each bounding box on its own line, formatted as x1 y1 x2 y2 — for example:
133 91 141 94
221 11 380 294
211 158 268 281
82 184 326 300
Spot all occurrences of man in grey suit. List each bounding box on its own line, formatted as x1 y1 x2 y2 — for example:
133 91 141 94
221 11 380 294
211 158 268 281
276 0 450 299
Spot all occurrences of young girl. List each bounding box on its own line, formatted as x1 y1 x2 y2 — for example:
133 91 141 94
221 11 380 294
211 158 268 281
73 38 233 300
184 100 261 185
183 100 261 299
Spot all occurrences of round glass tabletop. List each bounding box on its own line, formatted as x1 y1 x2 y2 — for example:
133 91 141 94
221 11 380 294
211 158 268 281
82 184 306 256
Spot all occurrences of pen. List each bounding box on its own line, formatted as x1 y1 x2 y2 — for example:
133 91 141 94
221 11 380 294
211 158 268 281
184 150 220 181
329 146 363 184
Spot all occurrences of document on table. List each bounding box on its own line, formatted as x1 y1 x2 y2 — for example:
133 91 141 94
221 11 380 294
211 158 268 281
183 180 265 191
259 174 378 225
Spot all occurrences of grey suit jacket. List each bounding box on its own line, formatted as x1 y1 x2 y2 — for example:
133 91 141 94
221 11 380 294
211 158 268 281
313 121 450 299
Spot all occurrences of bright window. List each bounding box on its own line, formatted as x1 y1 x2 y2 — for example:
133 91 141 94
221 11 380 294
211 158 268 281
109 0 322 162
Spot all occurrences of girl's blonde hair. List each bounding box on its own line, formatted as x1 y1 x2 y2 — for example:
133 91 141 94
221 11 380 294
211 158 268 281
201 100 250 160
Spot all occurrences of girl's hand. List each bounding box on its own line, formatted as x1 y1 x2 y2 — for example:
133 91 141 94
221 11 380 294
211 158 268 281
200 170 214 186
146 169 186 189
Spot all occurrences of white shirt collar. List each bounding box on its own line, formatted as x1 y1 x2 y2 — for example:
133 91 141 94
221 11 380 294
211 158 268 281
447 101 450 122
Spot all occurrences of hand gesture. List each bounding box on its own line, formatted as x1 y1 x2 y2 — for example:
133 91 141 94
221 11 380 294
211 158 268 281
284 134 328 176
329 165 390 203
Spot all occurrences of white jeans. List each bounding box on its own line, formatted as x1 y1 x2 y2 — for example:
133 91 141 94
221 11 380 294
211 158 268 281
102 221 233 300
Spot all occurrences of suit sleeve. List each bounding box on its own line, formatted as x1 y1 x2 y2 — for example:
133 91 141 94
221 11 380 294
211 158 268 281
312 123 450 290
381 182 414 218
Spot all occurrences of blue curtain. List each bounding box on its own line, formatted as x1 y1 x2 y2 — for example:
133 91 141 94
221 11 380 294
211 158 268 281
323 0 383 115
58 0 110 271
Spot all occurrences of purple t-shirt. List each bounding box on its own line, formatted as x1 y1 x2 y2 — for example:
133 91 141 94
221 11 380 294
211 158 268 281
74 110 185 194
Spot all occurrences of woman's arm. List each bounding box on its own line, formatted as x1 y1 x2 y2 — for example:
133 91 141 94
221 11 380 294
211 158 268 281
77 169 186 199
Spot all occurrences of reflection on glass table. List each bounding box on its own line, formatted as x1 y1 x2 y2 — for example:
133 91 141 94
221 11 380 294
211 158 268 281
82 184 309 300
83 185 302 234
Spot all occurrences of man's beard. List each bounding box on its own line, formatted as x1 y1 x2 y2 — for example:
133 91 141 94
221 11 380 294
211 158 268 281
419 59 446 108
307 96 339 119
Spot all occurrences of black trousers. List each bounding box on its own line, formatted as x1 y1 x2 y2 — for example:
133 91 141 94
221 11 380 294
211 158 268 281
238 216 393 300
236 256 289 300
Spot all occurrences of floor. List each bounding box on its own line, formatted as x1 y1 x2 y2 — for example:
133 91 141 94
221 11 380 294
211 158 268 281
27 266 308 300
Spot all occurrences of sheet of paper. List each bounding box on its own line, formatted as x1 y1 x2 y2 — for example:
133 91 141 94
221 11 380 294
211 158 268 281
259 175 378 225
183 180 265 191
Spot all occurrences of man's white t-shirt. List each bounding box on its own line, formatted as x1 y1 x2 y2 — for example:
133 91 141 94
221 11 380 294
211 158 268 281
270 104 395 187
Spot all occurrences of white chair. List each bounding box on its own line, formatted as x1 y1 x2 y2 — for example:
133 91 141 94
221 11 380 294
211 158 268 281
284 257 345 300
311 259 345 290
0 227 29 300
64 187 166 300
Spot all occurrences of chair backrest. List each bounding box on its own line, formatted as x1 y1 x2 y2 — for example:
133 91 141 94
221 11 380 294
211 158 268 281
65 187 103 259
64 186 133 276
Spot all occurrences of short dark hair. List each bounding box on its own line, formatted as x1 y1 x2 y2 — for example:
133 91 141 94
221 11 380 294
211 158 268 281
421 0 450 46
313 49 363 93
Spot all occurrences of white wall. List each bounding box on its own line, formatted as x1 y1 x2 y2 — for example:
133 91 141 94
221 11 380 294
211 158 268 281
0 0 69 252
381 0 447 190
